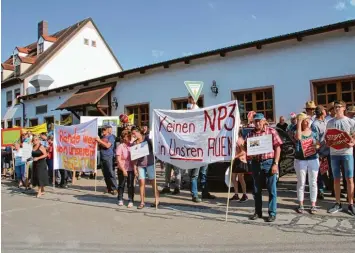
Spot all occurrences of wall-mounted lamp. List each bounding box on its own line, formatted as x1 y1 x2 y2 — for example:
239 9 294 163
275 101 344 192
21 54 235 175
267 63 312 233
111 97 118 110
211 80 218 96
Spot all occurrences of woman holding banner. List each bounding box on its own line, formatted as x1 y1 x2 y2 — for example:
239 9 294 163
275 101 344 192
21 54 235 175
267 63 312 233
31 135 49 197
131 126 159 209
294 113 320 214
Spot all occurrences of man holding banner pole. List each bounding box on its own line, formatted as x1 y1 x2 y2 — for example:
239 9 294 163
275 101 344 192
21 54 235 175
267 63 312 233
245 113 282 222
96 125 118 194
187 95 216 202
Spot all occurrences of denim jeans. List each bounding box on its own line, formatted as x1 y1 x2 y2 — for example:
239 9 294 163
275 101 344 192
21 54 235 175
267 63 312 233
189 167 200 197
117 171 135 201
165 163 181 189
200 165 209 195
15 164 26 182
101 156 118 191
251 159 277 216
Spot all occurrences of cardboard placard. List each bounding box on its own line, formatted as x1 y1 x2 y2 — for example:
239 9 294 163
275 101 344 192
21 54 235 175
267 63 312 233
319 157 329 175
1 128 22 147
300 138 317 157
325 128 352 150
130 141 149 160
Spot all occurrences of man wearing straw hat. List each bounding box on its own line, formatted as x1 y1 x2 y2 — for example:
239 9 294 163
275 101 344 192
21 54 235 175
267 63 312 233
245 113 283 222
305 101 317 125
347 105 355 120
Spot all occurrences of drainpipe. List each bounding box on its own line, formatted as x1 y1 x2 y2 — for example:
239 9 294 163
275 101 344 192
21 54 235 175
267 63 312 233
17 99 26 127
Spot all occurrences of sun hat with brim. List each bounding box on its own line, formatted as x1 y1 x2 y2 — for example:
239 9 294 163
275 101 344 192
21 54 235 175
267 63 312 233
297 113 310 121
253 113 265 120
304 101 317 109
347 105 355 113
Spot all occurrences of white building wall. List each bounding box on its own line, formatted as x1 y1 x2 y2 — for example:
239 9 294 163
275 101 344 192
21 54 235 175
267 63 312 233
17 91 80 127
26 21 122 92
112 29 355 126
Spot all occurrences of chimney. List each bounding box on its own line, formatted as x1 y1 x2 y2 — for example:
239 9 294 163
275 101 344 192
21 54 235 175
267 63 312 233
38 20 48 39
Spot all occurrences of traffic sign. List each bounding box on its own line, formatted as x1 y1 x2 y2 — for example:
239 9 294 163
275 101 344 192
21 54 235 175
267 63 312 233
184 81 204 102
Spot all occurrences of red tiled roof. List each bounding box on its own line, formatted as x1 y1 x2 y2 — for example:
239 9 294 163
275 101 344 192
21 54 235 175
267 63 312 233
56 86 112 110
16 47 30 54
19 56 36 64
1 63 14 71
42 35 57 42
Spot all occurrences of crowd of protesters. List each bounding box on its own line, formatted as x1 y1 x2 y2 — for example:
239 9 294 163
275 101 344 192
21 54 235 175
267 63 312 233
1 99 354 220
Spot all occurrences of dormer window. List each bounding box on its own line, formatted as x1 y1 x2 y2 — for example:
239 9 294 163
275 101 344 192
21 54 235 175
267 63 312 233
15 65 20 76
38 43 44 54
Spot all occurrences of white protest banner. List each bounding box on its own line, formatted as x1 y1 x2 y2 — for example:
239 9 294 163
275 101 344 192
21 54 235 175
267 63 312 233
54 119 97 172
246 135 273 156
130 141 150 160
153 101 239 170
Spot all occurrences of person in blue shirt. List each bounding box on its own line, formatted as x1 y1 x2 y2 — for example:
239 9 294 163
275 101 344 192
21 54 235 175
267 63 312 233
96 125 118 194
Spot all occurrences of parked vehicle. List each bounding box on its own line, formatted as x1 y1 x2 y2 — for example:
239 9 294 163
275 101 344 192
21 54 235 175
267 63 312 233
181 127 295 192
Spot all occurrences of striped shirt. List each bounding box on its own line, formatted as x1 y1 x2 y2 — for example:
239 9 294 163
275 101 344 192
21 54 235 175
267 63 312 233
245 126 283 160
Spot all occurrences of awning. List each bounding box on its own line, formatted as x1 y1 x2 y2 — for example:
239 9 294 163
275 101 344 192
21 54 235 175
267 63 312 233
56 86 112 110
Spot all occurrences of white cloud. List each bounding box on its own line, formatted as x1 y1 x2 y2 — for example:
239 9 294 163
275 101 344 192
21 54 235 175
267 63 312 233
335 1 346 10
152 50 164 58
208 2 214 9
182 52 193 56
350 0 355 6
251 15 257 20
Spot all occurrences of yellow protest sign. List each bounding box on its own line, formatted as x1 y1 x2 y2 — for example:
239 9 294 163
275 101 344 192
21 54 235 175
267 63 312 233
16 123 48 135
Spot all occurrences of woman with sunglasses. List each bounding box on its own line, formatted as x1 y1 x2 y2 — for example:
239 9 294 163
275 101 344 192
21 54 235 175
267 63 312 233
31 135 49 197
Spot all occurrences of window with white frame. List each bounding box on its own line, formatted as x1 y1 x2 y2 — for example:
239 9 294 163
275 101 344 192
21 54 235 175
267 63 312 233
36 105 47 115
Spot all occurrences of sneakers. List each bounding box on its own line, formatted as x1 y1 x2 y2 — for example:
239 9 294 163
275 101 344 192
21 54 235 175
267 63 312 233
348 204 355 216
127 202 133 208
239 194 248 203
266 215 276 222
249 213 262 220
310 206 318 215
192 197 202 203
296 205 304 214
172 188 180 195
202 193 216 199
117 200 124 206
160 187 171 194
328 203 343 214
229 194 240 201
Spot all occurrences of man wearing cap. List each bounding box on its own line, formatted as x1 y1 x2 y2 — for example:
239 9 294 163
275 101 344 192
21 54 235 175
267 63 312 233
326 100 355 216
245 113 283 222
96 125 118 194
305 101 317 125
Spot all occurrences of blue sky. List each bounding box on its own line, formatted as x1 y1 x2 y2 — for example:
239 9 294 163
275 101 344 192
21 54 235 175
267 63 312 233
1 0 355 69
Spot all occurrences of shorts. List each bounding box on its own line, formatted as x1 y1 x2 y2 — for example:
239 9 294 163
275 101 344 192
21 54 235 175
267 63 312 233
138 165 155 180
330 155 354 179
232 159 249 174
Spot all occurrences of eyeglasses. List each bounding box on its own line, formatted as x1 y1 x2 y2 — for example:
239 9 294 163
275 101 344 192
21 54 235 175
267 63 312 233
334 106 343 109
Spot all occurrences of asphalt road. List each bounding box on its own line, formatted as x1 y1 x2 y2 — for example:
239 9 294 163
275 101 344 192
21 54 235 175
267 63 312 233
1 176 355 253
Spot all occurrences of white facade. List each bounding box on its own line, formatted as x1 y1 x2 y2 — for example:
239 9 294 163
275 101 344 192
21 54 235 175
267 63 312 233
2 20 122 128
111 29 355 125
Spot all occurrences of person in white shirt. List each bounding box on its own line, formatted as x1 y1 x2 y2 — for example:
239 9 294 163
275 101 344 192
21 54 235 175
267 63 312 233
187 95 216 202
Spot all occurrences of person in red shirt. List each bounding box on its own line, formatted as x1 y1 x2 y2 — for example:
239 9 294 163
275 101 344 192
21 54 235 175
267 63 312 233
46 136 54 185
245 113 283 222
